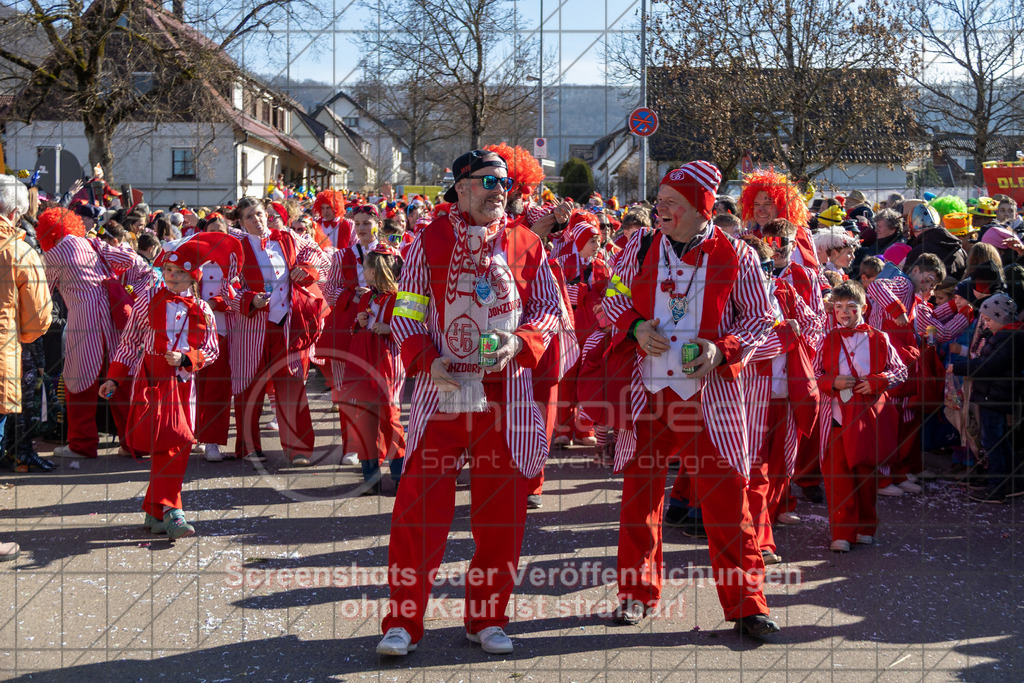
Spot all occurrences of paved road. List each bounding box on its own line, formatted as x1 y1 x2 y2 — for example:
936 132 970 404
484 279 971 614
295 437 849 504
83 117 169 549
1 380 1022 681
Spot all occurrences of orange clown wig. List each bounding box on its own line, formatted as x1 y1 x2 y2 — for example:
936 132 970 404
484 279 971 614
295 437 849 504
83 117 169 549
313 189 346 219
36 207 86 252
739 168 810 227
483 143 545 196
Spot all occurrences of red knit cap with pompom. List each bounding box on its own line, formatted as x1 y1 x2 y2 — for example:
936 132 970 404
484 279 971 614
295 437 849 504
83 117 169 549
313 189 346 219
36 207 85 252
483 143 545 197
739 168 810 227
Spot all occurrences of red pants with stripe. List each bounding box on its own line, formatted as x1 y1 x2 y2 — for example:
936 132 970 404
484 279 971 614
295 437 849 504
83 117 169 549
66 374 131 457
746 398 790 554
382 409 528 643
142 443 191 517
618 389 769 620
823 423 879 542
233 322 315 459
527 374 559 497
195 334 232 446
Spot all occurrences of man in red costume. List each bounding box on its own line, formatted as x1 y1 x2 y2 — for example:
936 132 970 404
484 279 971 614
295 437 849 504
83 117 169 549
605 161 780 638
312 189 352 252
739 169 818 268
377 150 562 657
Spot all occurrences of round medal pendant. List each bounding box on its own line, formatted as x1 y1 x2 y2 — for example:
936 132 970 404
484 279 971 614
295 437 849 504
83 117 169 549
475 276 496 305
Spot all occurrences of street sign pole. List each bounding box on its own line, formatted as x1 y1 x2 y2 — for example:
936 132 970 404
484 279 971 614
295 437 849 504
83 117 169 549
638 0 647 203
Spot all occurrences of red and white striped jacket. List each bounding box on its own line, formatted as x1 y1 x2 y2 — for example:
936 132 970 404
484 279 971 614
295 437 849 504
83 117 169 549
43 235 145 393
322 240 378 311
391 215 562 478
914 299 972 344
866 276 916 330
603 226 776 477
226 228 329 395
777 261 827 349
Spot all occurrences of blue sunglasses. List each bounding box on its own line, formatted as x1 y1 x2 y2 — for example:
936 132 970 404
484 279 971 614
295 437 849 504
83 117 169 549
469 174 515 192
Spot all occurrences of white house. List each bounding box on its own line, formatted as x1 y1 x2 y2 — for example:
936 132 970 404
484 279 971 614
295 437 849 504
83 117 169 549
313 91 406 190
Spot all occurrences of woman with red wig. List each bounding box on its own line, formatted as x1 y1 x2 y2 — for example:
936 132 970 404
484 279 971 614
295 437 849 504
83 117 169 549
739 169 818 267
38 207 147 459
313 189 353 253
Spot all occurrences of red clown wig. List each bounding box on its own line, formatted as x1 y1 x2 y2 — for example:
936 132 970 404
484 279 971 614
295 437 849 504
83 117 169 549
483 143 545 196
739 168 810 227
36 207 85 252
313 189 346 219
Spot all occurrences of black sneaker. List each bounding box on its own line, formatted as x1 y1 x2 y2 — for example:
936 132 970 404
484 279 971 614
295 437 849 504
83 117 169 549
681 517 707 538
800 483 825 504
526 494 542 509
969 488 1006 504
15 452 58 472
613 599 651 625
664 506 688 527
761 549 782 565
243 450 267 463
735 613 781 638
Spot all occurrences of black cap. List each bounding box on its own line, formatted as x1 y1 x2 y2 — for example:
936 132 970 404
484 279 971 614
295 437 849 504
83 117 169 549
443 150 508 203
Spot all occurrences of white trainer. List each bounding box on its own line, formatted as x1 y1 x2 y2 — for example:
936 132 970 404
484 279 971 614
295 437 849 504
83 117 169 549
855 534 874 545
898 480 922 494
52 445 88 459
203 444 223 462
877 484 904 497
376 627 416 656
552 435 571 448
776 511 801 525
341 453 359 466
266 419 280 431
830 539 851 553
466 626 513 654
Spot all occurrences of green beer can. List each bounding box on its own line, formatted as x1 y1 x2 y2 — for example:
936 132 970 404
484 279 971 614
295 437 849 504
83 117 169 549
479 332 500 366
682 342 700 374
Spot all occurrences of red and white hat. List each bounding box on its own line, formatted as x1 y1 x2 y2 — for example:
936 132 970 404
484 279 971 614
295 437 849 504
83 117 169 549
156 232 244 280
660 160 722 220
565 210 601 253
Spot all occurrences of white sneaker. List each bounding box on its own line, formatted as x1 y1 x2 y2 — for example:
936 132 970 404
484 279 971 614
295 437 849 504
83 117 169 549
466 626 513 654
877 484 904 497
552 435 570 448
266 419 279 431
376 627 416 656
52 445 88 459
904 472 919 483
855 534 874 545
898 480 922 494
574 435 597 447
916 469 939 481
830 539 851 553
341 452 359 466
203 444 223 462
776 511 801 525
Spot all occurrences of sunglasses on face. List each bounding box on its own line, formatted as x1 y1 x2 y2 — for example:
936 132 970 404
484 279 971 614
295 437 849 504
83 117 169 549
352 205 379 217
469 174 515 192
764 234 792 249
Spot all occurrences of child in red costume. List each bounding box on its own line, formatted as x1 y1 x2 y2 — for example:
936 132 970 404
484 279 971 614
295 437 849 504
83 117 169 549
815 281 907 552
100 233 240 539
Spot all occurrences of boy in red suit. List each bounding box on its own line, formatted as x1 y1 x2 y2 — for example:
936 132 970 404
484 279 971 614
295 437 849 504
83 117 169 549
815 281 907 552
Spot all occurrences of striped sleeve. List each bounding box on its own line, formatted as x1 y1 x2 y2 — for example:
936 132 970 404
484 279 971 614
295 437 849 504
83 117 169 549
194 299 220 370
603 229 645 341
93 238 144 274
913 301 971 343
296 235 330 283
321 250 346 308
513 249 561 369
391 235 440 374
716 240 775 365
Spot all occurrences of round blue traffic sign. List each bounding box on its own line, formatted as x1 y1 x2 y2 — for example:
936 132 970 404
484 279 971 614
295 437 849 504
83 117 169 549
629 108 659 137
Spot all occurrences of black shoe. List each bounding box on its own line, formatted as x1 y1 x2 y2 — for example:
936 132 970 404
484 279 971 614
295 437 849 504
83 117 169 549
243 450 267 463
681 517 707 538
800 483 824 504
761 549 782 565
357 479 382 496
15 452 58 472
735 613 781 638
969 488 1006 504
526 494 542 509
664 506 688 527
613 599 651 625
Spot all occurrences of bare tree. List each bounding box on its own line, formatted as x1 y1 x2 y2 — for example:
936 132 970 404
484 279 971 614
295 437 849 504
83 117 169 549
0 0 315 183
650 0 921 181
361 0 536 149
908 0 1024 183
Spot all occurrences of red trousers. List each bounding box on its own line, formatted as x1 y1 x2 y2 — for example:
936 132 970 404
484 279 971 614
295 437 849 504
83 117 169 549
195 334 232 446
382 409 528 643
669 463 696 506
338 401 405 462
746 399 790 554
618 389 769 620
553 371 593 439
233 322 315 459
142 443 191 517
66 374 131 457
823 422 878 543
781 418 823 513
879 405 919 487
527 376 559 496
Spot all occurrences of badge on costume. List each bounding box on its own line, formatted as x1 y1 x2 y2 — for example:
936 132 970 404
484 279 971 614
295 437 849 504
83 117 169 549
475 275 496 305
668 294 687 323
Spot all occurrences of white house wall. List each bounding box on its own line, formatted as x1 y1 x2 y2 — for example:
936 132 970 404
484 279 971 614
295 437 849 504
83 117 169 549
3 120 240 208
